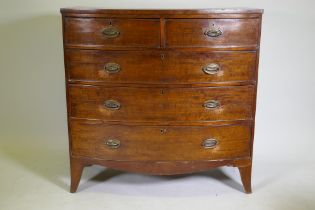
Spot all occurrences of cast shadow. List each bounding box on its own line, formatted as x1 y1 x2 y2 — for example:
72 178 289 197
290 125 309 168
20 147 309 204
1 142 69 191
0 13 69 191
79 167 244 194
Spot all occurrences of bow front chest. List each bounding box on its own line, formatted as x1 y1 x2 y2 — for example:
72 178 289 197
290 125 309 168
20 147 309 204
61 8 263 193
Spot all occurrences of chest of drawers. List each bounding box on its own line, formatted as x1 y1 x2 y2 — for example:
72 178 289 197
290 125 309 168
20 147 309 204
61 8 263 193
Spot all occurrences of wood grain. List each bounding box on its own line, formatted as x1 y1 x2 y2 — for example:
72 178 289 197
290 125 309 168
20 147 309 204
66 49 256 84
70 119 251 161
60 8 263 19
165 19 260 48
70 155 252 177
69 85 255 122
64 18 160 47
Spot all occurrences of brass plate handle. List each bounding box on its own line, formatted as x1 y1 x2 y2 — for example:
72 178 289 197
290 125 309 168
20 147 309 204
104 99 121 110
104 63 120 73
105 139 120 149
203 100 220 109
102 26 120 38
202 63 220 75
204 26 222 37
202 138 218 149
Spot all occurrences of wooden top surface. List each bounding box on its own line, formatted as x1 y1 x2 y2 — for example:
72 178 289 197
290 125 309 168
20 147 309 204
60 7 263 15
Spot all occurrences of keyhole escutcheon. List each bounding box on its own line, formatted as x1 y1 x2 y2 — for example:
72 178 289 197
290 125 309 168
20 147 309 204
161 54 165 60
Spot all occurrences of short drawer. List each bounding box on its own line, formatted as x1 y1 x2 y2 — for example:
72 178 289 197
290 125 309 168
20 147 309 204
66 49 256 84
165 19 260 48
69 85 254 122
70 120 251 161
64 18 160 47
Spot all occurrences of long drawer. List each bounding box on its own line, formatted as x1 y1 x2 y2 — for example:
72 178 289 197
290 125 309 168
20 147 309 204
70 119 251 161
66 49 256 84
69 85 254 122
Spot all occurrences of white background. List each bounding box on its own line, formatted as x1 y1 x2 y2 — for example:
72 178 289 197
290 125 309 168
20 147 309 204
1 1 315 210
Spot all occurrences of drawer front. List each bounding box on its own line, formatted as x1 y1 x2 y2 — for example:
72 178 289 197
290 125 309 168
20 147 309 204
64 18 160 47
66 49 256 84
69 85 254 122
165 19 260 47
70 120 251 161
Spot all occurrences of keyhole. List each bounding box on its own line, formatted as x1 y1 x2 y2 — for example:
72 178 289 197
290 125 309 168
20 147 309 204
160 89 164 94
109 20 112 25
161 54 165 60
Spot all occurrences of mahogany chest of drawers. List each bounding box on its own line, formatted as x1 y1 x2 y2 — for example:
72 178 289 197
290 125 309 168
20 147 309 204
61 8 263 193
